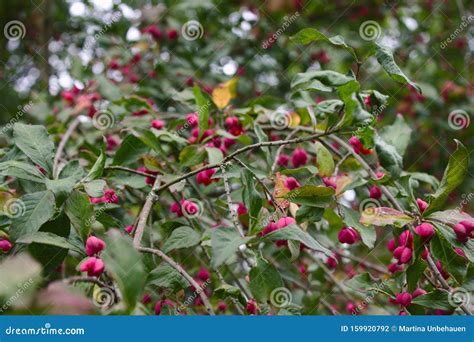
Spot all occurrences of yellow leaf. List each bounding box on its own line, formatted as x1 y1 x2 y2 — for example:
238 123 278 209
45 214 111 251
273 172 290 209
212 78 238 109
288 111 301 128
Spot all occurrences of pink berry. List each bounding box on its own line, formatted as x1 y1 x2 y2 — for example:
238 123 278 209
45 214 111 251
459 220 474 237
284 177 300 190
416 198 428 213
79 257 105 277
0 239 12 253
143 25 162 40
388 262 403 273
452 224 469 243
338 227 359 244
85 236 106 257
322 177 337 189
154 299 174 315
436 261 450 280
395 292 412 307
260 222 278 236
387 239 397 252
326 256 337 270
412 288 427 298
291 148 308 168
167 29 178 40
454 248 466 258
348 136 372 155
346 302 356 314
246 299 258 315
196 169 217 186
217 301 227 312
369 185 382 199
414 223 435 240
277 154 290 167
151 119 165 130
237 203 248 216
197 267 210 281
276 217 296 229
125 225 133 234
398 230 413 247
103 189 119 204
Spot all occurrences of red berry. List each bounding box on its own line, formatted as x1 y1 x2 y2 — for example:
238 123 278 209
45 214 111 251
322 177 337 189
85 236 106 257
284 177 300 190
246 299 258 315
217 301 227 312
369 185 382 199
276 217 296 229
414 223 435 240
338 227 359 244
151 119 165 130
196 169 217 186
237 203 248 216
412 288 427 298
395 292 412 307
416 198 428 213
0 239 12 253
387 239 397 252
291 148 308 168
452 224 469 243
196 267 210 281
277 154 290 167
79 257 105 277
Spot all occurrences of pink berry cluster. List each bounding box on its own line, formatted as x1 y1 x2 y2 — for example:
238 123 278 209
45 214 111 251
79 236 106 277
90 189 120 205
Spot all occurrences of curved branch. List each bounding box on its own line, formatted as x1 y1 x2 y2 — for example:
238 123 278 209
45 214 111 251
53 117 81 178
139 246 215 315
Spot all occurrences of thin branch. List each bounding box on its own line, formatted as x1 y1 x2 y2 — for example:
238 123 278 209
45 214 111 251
133 176 161 249
311 256 354 302
332 250 389 275
105 166 158 178
139 247 215 315
53 117 81 178
155 130 333 194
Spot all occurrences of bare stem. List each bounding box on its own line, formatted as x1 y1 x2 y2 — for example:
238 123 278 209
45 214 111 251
53 117 80 178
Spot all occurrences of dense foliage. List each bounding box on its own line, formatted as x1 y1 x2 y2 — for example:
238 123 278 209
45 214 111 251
0 0 472 316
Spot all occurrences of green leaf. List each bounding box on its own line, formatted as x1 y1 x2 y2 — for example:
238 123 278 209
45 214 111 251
241 170 262 232
291 28 358 61
292 70 355 90
313 142 334 177
179 145 207 167
427 210 472 226
359 207 414 227
102 231 145 311
112 134 149 166
0 254 42 303
13 123 55 176
64 191 94 241
375 44 421 93
98 76 122 100
249 254 284 303
83 179 107 198
281 185 335 207
193 85 210 140
148 264 188 290
84 146 106 182
9 191 56 241
163 226 201 253
340 206 376 249
211 228 248 268
374 134 403 179
430 233 468 283
411 290 454 310
17 231 81 253
45 177 78 205
295 206 324 224
0 161 46 183
424 140 469 215
205 147 223 164
406 259 427 292
265 224 330 255
379 114 412 157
